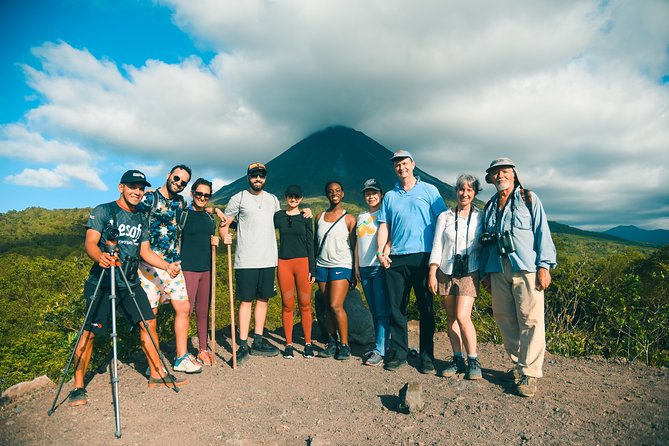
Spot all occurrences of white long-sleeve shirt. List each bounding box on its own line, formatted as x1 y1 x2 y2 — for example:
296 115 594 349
429 207 482 275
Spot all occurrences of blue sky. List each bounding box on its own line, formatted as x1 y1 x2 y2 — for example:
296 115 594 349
1 0 668 231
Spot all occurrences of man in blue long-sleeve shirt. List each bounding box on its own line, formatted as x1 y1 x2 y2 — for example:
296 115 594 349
480 158 557 398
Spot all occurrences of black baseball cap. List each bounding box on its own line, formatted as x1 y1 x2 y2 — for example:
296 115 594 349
285 184 303 197
361 178 382 192
120 170 151 187
247 162 267 175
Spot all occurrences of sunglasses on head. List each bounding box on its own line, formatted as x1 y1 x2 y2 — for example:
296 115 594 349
249 172 266 179
193 191 211 200
172 175 189 187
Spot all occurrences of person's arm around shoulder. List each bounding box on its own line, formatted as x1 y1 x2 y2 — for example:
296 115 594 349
313 211 323 257
304 213 316 283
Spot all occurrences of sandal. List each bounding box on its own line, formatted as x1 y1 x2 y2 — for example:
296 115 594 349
197 350 212 366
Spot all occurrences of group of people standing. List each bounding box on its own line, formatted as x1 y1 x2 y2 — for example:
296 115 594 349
68 150 556 408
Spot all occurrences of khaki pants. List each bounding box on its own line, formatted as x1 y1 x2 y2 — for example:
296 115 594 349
490 257 545 378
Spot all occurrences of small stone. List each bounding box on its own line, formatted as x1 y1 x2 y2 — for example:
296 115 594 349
398 382 424 413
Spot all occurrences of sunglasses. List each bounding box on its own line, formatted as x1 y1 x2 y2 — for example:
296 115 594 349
172 175 189 187
193 191 211 200
286 194 302 200
249 172 266 179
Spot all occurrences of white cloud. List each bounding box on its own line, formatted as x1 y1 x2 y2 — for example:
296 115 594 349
5 165 106 190
2 0 668 228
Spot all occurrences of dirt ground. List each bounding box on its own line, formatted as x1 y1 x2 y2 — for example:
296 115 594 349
1 323 668 446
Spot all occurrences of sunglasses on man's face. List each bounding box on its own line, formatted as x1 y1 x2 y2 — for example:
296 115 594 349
249 173 266 179
193 191 211 200
172 175 189 187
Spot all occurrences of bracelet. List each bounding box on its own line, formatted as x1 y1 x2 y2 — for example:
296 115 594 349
376 251 384 257
218 222 226 228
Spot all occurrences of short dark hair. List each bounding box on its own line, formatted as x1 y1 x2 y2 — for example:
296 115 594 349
170 164 192 177
191 178 212 192
324 180 344 195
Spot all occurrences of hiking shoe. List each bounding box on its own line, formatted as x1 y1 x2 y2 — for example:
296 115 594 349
147 373 189 388
283 345 294 359
197 350 212 366
437 356 466 377
250 338 280 357
173 353 203 374
419 354 435 374
303 344 315 359
465 357 483 380
383 356 407 371
68 387 88 407
318 342 338 358
365 352 384 367
516 375 538 397
335 344 351 360
502 366 521 384
236 344 250 364
145 365 167 377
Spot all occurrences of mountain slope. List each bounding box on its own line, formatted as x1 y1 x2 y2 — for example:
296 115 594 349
210 126 460 207
604 225 669 246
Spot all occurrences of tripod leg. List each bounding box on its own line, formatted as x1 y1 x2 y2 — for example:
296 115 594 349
116 263 179 392
48 270 107 416
109 265 122 438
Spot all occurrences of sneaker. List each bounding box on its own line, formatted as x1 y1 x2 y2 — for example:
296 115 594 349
303 344 315 359
197 350 212 366
250 338 280 357
365 352 384 367
419 353 435 374
173 353 203 374
147 373 189 388
68 387 88 407
437 356 466 377
502 366 521 384
145 365 168 377
318 342 338 358
465 357 483 380
236 344 250 364
516 375 538 397
383 356 407 371
283 345 294 359
335 344 351 360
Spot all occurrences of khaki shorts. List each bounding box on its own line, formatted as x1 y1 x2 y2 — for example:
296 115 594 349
436 269 480 297
139 261 189 309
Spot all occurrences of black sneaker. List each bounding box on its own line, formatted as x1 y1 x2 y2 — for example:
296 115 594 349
335 344 351 360
318 342 337 358
68 387 88 407
383 356 407 371
250 338 279 357
283 345 294 359
419 353 435 374
303 344 315 359
236 344 250 364
465 357 483 380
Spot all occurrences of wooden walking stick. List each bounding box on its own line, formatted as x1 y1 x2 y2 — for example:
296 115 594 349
227 243 237 369
210 243 217 366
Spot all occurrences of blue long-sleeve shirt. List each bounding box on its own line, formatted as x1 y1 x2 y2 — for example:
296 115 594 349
479 186 557 274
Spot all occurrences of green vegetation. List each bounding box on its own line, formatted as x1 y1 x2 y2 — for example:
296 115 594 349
0 207 667 392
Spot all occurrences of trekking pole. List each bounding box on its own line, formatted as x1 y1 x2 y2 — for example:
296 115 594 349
210 243 217 366
227 243 237 369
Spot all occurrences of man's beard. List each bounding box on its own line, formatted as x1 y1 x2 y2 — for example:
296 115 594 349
495 180 510 192
249 181 264 192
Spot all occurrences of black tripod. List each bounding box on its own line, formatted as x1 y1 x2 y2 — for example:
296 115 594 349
47 239 178 438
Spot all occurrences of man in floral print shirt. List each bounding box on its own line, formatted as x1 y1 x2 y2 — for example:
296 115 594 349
137 164 202 374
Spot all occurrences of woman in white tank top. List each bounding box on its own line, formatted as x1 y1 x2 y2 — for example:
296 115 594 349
314 181 357 360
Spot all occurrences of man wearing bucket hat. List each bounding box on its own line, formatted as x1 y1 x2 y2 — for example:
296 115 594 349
479 157 556 397
376 150 447 373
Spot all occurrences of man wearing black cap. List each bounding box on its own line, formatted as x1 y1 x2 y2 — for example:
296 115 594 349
219 162 282 362
376 150 447 373
68 170 187 407
479 157 557 397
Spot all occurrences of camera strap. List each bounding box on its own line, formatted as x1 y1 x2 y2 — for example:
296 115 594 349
454 205 473 257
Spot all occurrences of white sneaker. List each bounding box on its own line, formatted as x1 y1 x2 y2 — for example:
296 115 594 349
173 354 203 374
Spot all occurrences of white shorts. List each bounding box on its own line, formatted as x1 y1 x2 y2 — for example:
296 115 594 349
139 261 189 309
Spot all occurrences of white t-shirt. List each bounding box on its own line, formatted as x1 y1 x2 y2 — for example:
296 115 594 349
356 210 380 268
224 190 281 269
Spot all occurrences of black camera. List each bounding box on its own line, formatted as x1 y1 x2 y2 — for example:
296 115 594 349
452 254 469 278
103 223 120 242
496 230 516 255
479 232 498 247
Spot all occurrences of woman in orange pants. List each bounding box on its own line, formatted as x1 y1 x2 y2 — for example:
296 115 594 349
273 185 316 359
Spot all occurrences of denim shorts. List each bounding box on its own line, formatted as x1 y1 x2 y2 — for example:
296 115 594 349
315 266 352 283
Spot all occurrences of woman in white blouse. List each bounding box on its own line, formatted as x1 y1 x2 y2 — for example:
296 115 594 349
428 174 483 380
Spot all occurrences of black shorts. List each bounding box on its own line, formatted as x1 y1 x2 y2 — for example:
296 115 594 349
235 267 276 302
82 281 155 335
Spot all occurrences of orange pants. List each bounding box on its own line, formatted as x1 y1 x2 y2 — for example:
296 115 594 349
277 257 313 345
